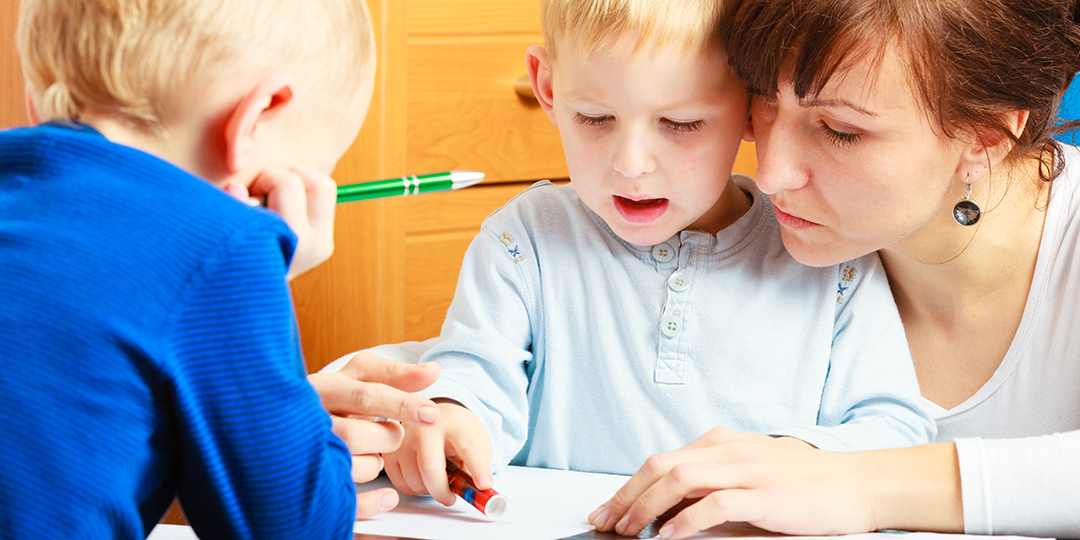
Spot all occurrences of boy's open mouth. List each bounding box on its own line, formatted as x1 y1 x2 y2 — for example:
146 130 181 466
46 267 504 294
613 195 669 223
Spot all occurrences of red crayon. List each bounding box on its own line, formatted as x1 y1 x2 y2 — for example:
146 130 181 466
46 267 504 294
446 461 508 518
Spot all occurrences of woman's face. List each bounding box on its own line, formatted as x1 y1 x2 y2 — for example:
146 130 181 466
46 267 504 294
747 47 969 267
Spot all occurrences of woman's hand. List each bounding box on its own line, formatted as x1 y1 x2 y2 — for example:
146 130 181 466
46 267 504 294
307 352 442 518
589 427 880 539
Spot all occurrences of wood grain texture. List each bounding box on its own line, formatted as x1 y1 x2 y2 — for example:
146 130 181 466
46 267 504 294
292 0 411 371
0 0 26 129
407 39 568 184
408 0 542 36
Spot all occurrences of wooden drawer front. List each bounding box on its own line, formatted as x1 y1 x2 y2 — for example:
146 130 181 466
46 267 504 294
403 182 537 340
408 0 542 36
407 38 568 184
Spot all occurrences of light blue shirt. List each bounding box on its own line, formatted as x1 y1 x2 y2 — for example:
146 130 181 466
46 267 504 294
421 177 934 475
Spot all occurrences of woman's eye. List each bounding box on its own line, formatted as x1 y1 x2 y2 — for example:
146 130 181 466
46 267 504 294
820 121 861 147
575 113 612 126
664 119 705 133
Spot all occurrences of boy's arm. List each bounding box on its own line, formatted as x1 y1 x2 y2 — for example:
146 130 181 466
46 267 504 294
770 254 936 450
167 223 353 540
416 223 538 472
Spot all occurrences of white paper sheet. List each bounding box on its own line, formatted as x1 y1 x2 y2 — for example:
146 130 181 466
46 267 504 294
353 466 628 540
149 466 1053 540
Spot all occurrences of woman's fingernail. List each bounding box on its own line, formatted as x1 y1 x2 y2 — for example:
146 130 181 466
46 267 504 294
591 507 608 527
660 523 677 539
615 514 630 534
418 406 438 424
377 455 385 470
380 491 399 509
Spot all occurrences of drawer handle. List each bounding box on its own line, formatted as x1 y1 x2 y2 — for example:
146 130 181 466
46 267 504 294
514 74 537 103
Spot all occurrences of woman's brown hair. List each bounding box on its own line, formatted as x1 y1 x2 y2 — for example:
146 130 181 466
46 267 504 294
720 0 1080 183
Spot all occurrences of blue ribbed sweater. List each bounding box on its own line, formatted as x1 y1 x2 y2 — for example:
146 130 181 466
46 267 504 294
0 123 354 539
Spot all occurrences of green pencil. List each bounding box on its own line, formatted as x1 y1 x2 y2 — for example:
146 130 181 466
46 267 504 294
337 170 485 203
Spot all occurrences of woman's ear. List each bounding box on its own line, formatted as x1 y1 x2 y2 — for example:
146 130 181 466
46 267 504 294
526 45 558 127
222 74 297 175
958 109 1030 182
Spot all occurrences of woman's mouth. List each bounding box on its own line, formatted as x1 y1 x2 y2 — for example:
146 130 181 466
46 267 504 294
614 195 669 223
772 204 815 230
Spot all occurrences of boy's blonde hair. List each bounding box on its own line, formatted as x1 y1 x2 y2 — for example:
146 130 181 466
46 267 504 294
541 0 723 60
17 0 375 133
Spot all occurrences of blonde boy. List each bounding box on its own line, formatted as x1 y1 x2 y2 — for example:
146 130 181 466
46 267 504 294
1 0 442 538
381 0 934 508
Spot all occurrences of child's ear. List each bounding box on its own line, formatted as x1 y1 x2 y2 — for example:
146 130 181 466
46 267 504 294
743 106 756 143
223 74 297 174
24 84 41 125
526 45 557 126
956 109 1029 182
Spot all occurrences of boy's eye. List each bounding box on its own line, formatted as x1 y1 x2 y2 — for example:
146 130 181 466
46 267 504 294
575 113 613 126
663 119 705 133
819 121 861 147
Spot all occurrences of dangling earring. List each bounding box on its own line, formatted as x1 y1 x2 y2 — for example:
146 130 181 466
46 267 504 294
953 178 982 226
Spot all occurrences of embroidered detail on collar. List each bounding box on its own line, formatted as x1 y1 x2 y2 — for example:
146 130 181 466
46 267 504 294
837 264 857 303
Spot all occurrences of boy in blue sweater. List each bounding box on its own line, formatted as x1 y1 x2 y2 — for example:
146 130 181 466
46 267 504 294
380 0 935 509
0 0 441 538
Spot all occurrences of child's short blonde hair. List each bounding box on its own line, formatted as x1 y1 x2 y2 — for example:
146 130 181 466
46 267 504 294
17 0 375 132
541 0 723 60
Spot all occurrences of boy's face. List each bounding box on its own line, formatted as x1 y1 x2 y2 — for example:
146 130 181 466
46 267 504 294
538 37 750 247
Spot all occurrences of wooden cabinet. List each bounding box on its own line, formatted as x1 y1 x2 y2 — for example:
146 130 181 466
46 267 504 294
0 1 756 373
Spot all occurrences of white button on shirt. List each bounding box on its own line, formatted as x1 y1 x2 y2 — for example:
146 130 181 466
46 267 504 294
651 243 675 263
667 271 690 292
660 314 682 338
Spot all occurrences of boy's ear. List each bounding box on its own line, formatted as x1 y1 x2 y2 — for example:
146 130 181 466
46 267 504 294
24 84 41 125
743 106 756 143
223 74 297 174
956 109 1029 183
526 45 558 126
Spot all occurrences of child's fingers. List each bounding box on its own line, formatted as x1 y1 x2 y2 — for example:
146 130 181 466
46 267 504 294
290 164 336 243
417 433 456 506
249 167 306 220
338 352 442 394
351 454 386 484
381 451 414 495
220 181 250 202
355 487 401 520
450 439 494 491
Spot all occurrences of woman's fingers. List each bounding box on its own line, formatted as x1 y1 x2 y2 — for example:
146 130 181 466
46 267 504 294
330 415 404 456
338 352 442 395
309 371 439 427
351 454 386 484
355 487 401 520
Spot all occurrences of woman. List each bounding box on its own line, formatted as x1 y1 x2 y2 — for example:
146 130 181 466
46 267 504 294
589 0 1080 538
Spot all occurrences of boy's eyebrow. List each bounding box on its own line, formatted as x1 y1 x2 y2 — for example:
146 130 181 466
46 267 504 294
799 97 881 118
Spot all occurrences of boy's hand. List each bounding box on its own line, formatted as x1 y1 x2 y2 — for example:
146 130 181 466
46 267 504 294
307 352 442 518
383 401 494 507
222 165 336 280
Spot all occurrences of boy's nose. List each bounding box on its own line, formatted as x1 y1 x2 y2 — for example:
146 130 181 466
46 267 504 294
612 131 657 178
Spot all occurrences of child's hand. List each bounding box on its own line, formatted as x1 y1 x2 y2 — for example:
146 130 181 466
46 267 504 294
222 165 336 280
383 401 494 507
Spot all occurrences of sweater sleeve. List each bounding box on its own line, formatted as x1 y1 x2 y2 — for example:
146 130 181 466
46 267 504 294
417 223 537 472
957 431 1080 537
166 224 354 540
771 255 937 451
